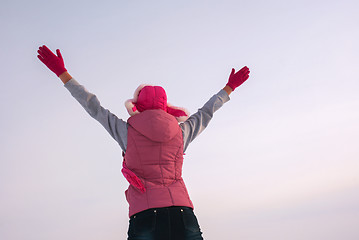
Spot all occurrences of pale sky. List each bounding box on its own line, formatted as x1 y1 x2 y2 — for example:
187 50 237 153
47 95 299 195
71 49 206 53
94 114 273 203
1 0 359 239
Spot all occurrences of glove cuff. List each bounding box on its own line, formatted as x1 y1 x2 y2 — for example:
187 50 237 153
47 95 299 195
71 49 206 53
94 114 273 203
226 83 236 91
55 67 67 77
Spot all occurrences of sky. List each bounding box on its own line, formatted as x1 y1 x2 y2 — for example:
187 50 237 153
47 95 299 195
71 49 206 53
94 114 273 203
1 0 359 239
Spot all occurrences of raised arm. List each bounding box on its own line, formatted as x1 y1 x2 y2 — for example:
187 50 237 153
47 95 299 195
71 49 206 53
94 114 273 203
37 45 128 151
181 66 250 152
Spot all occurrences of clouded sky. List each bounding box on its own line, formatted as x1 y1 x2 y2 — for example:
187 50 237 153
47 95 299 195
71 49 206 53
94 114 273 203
1 0 358 239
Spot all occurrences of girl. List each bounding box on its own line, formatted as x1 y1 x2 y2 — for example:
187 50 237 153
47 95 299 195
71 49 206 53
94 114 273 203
37 45 250 240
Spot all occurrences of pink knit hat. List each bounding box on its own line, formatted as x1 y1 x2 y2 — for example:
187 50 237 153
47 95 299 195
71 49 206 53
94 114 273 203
125 84 190 122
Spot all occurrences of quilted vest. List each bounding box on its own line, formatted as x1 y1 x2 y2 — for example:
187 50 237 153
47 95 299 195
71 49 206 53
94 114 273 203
124 109 194 217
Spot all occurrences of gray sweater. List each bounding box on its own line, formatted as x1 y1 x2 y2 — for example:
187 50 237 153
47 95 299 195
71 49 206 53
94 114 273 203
64 79 230 152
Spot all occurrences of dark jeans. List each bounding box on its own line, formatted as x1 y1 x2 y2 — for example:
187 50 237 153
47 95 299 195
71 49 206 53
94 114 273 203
127 206 204 240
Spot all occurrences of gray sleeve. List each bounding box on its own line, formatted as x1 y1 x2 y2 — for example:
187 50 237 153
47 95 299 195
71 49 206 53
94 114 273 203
180 89 230 152
64 78 127 151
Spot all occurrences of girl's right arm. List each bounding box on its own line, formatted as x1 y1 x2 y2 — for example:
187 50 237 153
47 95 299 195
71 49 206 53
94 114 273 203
180 66 250 152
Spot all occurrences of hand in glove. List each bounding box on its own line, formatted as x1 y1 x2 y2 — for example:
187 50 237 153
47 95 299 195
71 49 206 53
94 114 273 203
37 45 67 77
226 66 250 91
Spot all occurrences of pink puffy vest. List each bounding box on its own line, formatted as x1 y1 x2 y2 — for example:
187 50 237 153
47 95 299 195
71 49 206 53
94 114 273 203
124 109 194 217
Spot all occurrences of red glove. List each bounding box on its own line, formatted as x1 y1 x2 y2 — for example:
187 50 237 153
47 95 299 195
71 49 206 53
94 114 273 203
37 45 67 77
226 66 250 91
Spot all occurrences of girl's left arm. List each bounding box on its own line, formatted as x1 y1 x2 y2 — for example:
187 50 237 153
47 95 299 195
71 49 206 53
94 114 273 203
37 45 128 151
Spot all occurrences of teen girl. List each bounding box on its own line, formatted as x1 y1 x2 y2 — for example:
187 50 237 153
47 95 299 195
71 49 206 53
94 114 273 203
37 45 250 240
